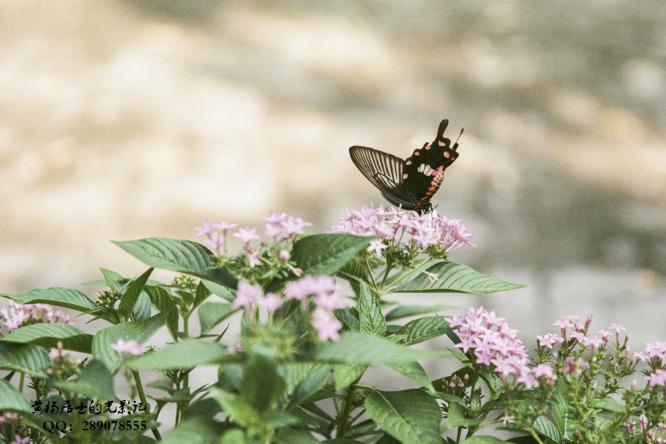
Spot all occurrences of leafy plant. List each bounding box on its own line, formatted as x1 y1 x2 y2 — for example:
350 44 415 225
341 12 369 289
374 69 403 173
0 205 662 443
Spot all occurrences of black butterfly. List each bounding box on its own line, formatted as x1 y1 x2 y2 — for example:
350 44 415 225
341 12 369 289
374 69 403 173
349 119 463 213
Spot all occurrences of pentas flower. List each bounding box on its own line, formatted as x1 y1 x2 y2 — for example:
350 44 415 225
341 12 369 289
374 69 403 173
284 275 346 341
195 219 235 253
0 301 71 334
0 413 19 425
646 369 666 387
232 281 264 310
537 333 564 349
311 308 343 341
111 339 144 356
330 205 472 256
450 306 541 388
234 227 260 245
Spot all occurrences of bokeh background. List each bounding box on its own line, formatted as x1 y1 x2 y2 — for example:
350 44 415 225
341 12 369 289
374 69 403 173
1 0 665 353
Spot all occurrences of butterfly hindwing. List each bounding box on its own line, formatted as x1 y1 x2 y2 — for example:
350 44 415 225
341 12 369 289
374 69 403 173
349 146 418 210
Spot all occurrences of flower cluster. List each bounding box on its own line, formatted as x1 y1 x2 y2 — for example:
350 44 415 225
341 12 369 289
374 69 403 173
195 213 310 279
196 213 310 254
112 339 145 357
45 341 79 379
0 301 71 334
232 275 346 341
634 341 666 387
450 306 554 388
331 205 472 258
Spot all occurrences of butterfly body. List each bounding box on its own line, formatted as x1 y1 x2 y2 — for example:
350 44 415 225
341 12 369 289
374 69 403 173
349 119 462 213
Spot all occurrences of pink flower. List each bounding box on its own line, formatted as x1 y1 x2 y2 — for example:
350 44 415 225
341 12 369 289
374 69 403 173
532 363 556 384
10 435 30 444
0 302 71 334
311 308 342 341
609 323 626 334
258 293 283 313
368 239 387 258
263 212 311 240
0 413 19 425
450 306 533 387
232 281 263 309
48 341 65 362
279 249 291 262
111 339 144 356
582 335 604 349
554 315 578 332
194 220 216 237
330 205 472 253
640 414 649 433
214 221 238 233
537 333 564 349
246 250 262 268
646 369 666 387
234 227 260 244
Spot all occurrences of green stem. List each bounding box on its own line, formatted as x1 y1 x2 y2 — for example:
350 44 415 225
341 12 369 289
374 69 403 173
18 372 24 393
530 430 545 444
133 371 162 441
336 385 356 438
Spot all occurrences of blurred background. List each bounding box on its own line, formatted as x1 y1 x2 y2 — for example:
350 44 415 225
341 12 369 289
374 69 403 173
1 0 665 348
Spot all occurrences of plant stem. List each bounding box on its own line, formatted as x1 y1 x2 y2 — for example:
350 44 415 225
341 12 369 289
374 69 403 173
336 384 356 438
18 372 24 393
133 370 161 441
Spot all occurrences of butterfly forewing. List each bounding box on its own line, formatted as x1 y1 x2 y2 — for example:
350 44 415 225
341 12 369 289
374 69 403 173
349 146 417 209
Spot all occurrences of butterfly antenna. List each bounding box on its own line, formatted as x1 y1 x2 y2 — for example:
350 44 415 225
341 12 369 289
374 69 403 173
453 128 464 150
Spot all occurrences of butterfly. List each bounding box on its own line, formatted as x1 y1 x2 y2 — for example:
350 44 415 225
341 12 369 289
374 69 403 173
349 119 463 213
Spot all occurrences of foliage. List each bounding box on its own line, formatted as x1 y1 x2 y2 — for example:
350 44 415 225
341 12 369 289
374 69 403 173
0 206 662 443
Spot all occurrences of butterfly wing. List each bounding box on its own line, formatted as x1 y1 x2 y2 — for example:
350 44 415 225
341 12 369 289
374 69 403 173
402 119 461 211
349 146 417 210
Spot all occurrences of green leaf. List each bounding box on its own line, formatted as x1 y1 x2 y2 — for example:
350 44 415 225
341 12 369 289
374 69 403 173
92 312 167 371
276 428 319 444
460 437 510 444
56 360 117 401
198 302 236 335
333 364 367 390
364 389 441 444
132 292 152 321
210 388 258 428
125 339 228 371
447 402 481 428
201 280 235 302
192 282 211 310
113 237 216 276
395 316 452 346
533 416 561 443
292 234 371 275
385 304 454 321
396 262 524 294
334 308 360 330
160 416 224 444
0 323 92 353
145 286 179 339
281 362 330 404
0 344 50 377
119 268 153 317
0 380 31 413
219 429 247 444
390 362 434 392
100 268 127 291
0 287 96 312
315 332 441 366
594 397 624 413
242 354 285 412
358 282 386 336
